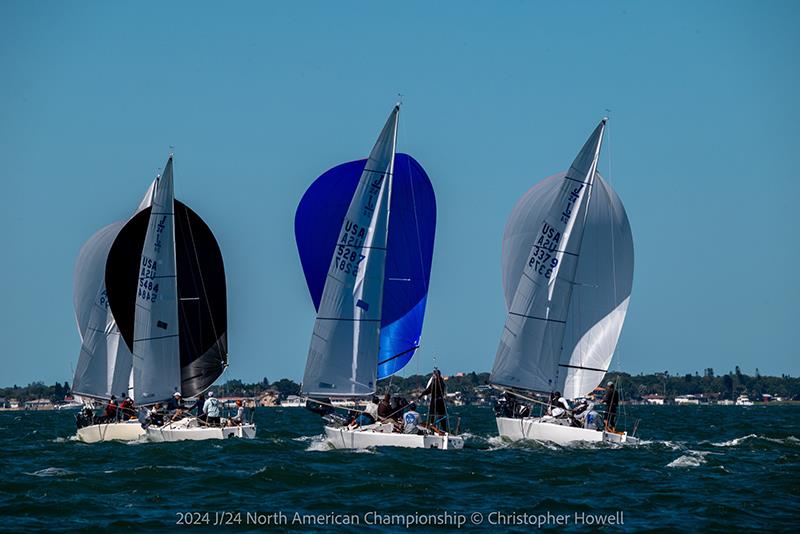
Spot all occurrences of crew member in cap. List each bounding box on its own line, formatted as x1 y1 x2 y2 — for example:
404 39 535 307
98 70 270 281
203 391 221 426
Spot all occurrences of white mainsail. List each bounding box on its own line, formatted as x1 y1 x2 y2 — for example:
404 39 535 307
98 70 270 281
491 120 633 398
302 106 399 397
72 182 156 400
132 156 181 403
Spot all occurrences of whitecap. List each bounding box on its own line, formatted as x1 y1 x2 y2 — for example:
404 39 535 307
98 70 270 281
667 450 709 468
712 434 758 447
293 434 323 443
305 438 335 452
483 435 510 450
26 467 76 477
133 465 202 472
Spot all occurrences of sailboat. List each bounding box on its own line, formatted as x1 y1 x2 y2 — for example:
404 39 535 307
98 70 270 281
74 155 255 442
295 105 463 450
490 119 639 445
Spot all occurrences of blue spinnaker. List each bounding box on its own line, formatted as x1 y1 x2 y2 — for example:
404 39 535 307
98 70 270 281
295 153 436 378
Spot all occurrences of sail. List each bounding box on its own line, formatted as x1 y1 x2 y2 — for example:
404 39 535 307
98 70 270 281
173 203 228 397
72 221 132 399
106 173 228 401
491 120 615 396
500 171 634 398
72 182 156 400
130 156 182 403
301 106 399 397
295 153 436 379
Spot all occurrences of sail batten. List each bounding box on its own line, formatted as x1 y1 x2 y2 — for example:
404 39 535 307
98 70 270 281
301 107 399 397
491 120 633 398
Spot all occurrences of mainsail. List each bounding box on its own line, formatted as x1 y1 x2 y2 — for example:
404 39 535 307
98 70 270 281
491 120 634 398
131 157 182 402
72 182 156 400
105 156 228 404
301 106 399 397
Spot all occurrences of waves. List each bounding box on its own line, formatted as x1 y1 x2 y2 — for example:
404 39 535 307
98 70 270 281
25 467 76 477
1 405 799 531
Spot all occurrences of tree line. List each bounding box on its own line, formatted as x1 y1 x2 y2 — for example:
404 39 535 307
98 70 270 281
3 367 799 403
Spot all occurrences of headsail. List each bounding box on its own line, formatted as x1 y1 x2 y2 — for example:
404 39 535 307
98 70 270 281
491 120 632 398
301 106 399 397
295 153 436 379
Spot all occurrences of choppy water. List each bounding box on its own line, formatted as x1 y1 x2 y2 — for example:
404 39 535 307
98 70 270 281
1 405 797 532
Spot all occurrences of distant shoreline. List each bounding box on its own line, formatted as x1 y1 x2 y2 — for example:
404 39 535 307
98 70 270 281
2 368 799 409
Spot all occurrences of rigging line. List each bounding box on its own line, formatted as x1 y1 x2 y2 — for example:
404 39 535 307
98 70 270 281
407 154 429 295
182 203 223 356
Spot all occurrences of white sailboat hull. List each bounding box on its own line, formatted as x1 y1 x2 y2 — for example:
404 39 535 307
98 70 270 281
496 417 638 445
145 418 256 442
76 421 146 443
324 425 464 450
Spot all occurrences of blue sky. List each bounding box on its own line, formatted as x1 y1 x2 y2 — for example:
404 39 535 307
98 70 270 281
1 1 798 386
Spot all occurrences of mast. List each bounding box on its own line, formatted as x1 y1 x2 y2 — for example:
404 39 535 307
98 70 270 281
302 106 399 397
491 120 607 395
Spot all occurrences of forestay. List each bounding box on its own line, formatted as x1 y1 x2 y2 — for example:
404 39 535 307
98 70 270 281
492 120 633 398
302 106 399 397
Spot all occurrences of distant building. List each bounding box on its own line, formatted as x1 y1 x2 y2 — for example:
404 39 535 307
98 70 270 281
675 395 701 405
643 394 665 405
218 397 256 409
25 399 54 410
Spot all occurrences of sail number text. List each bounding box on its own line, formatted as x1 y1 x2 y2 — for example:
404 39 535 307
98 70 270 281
138 256 160 303
529 222 561 279
335 221 367 277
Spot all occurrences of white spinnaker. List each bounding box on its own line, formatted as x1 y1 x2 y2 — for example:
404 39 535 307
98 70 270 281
302 106 399 397
72 181 157 400
132 157 181 403
491 120 613 395
500 170 634 398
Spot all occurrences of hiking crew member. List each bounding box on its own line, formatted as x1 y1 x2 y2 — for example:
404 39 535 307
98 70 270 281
149 403 165 426
364 396 379 421
119 394 135 420
104 395 118 421
403 402 421 434
167 392 183 412
189 393 206 420
230 400 245 425
547 391 571 418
